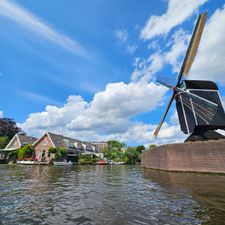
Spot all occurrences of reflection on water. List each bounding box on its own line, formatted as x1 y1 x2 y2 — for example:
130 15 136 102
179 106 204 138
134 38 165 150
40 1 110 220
0 165 225 225
142 169 225 225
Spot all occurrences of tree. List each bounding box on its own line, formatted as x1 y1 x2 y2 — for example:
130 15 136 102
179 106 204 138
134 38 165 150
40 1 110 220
55 148 68 161
0 118 25 139
136 145 145 153
107 140 126 150
0 136 9 149
125 147 141 164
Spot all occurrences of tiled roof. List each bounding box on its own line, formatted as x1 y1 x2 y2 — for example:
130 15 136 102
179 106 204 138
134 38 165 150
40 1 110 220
47 132 100 152
17 134 37 145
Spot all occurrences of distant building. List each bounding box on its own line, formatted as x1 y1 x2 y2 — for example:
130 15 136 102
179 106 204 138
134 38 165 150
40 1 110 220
90 141 108 150
33 132 100 163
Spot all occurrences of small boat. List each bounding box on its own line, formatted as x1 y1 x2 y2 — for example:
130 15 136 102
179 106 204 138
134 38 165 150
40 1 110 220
53 161 73 166
108 160 125 165
16 160 46 165
113 161 125 165
97 160 108 165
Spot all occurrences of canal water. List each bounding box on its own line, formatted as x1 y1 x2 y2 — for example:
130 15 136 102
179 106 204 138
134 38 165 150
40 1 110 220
0 165 225 225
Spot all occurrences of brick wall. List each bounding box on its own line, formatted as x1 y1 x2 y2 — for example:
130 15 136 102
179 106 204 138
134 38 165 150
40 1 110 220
141 139 225 173
34 134 53 161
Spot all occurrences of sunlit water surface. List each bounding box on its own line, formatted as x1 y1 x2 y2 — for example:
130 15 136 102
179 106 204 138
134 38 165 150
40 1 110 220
0 165 225 225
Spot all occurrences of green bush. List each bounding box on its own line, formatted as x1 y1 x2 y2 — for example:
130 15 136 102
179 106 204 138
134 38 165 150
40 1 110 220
48 147 57 153
17 145 34 159
79 154 97 165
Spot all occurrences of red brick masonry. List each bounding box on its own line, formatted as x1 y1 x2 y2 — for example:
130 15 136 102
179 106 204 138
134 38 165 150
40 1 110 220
141 139 225 173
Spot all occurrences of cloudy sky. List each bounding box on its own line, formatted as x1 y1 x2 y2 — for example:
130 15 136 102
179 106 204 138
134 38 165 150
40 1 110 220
0 0 225 146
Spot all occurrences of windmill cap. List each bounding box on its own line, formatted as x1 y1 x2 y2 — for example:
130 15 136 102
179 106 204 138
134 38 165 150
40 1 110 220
181 80 219 90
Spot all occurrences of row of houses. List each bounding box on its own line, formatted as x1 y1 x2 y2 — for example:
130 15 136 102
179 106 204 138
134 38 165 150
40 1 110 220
1 132 107 163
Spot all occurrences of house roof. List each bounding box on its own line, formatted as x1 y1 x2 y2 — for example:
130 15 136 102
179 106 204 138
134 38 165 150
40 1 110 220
34 132 100 152
17 134 37 145
47 132 80 149
4 133 37 150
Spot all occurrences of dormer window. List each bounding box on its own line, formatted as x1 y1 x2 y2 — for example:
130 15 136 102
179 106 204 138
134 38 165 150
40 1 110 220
22 142 28 146
63 139 75 148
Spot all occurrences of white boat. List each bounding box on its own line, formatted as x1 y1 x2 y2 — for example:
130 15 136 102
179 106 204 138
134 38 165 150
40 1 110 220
53 161 73 166
113 161 125 165
16 160 46 165
108 160 126 165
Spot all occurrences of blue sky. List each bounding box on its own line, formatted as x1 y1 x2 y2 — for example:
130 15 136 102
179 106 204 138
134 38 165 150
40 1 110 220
0 0 225 145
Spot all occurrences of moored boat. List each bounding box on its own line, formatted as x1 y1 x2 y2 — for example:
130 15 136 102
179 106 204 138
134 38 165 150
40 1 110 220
16 160 47 165
113 161 125 165
97 160 108 165
53 161 73 166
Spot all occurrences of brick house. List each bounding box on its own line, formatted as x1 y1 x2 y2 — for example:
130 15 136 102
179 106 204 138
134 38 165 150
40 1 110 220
33 132 100 163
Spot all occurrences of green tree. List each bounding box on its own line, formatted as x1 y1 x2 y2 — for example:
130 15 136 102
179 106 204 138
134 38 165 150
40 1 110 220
107 140 126 150
55 148 68 161
0 136 9 149
125 147 141 164
136 145 145 153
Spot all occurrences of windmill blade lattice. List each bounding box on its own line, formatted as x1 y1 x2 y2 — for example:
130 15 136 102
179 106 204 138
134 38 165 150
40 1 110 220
176 93 218 125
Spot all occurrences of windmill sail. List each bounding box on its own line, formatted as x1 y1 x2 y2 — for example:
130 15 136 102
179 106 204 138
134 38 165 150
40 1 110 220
176 12 207 85
154 94 175 137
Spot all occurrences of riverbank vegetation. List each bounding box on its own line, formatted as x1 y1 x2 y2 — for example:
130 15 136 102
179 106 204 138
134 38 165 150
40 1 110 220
102 140 145 164
48 147 68 161
79 140 145 165
7 145 34 161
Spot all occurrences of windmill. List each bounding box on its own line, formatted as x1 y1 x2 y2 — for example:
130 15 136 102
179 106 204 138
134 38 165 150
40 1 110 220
154 12 225 142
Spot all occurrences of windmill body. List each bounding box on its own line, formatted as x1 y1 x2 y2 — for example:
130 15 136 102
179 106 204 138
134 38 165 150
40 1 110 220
175 80 225 141
154 12 225 142
142 12 225 173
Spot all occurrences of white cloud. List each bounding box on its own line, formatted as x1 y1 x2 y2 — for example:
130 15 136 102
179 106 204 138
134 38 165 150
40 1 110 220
190 4 225 84
21 81 168 143
0 111 3 118
132 29 189 82
0 0 88 58
114 30 128 43
119 122 184 145
131 52 164 82
21 95 87 132
140 0 207 40
165 29 190 73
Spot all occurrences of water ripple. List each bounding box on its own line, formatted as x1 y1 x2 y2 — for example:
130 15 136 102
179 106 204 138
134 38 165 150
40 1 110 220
1 165 225 224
